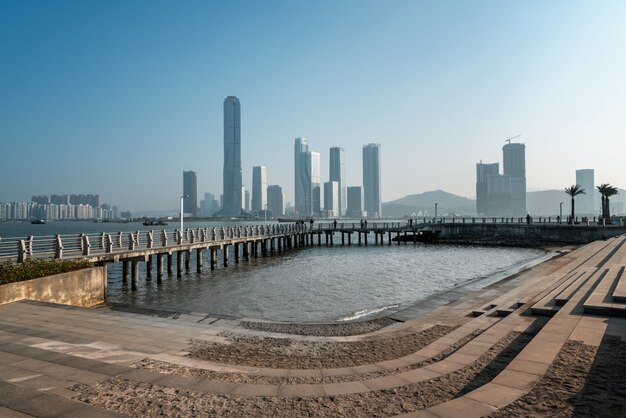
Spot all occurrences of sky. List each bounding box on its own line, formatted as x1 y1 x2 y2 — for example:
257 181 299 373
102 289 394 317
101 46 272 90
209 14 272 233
1 0 625 212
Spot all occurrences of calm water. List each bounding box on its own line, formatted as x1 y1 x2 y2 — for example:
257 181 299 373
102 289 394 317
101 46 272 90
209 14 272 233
0 220 547 323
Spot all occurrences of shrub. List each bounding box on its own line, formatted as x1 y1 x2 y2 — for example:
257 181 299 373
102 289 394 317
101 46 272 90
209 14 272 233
0 259 92 285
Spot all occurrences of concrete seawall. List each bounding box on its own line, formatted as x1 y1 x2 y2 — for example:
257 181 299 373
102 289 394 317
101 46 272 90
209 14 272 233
0 267 106 307
438 223 626 246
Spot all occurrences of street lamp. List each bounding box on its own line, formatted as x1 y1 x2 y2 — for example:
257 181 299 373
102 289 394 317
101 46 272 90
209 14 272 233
180 194 189 232
434 203 438 222
559 202 563 224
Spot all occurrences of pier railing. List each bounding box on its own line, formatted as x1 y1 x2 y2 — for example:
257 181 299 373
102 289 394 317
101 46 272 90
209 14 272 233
1 217 620 264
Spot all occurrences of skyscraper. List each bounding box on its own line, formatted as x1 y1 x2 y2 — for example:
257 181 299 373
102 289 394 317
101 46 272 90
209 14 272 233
503 142 526 217
329 147 346 216
311 151 321 215
294 137 311 216
362 143 381 218
267 185 283 217
252 166 267 212
476 162 499 215
222 96 242 216
324 181 339 217
183 170 197 216
576 169 595 215
347 186 363 218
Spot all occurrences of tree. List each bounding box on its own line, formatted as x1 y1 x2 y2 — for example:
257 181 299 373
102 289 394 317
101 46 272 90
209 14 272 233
564 184 585 224
597 183 619 221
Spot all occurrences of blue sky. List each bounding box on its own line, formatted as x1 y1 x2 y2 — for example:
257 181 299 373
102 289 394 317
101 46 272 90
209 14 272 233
1 0 625 212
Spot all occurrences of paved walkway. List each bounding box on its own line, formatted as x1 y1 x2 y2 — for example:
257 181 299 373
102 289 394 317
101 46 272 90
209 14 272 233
0 238 625 416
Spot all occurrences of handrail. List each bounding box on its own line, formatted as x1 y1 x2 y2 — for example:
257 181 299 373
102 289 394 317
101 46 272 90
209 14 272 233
0 218 615 263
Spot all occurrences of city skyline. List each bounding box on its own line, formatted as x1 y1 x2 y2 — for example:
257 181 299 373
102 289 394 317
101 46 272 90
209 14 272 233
1 1 625 212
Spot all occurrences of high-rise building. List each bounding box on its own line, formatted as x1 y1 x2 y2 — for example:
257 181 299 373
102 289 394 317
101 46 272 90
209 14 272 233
267 185 283 217
183 170 197 216
576 169 596 215
311 151 321 215
252 166 267 212
324 181 339 217
476 162 499 215
294 137 311 216
200 192 218 217
362 143 381 218
503 142 526 216
347 186 363 218
244 188 250 211
329 147 346 216
487 174 512 216
222 96 243 216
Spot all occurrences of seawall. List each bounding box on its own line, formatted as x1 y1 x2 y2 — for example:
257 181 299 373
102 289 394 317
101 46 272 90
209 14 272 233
437 223 626 246
0 266 106 306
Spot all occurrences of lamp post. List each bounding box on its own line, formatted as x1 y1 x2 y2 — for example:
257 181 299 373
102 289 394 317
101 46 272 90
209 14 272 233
559 202 563 224
434 203 438 222
180 194 189 232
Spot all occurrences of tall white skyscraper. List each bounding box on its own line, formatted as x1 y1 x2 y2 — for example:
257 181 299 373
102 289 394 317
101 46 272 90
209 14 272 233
311 151 321 215
362 143 381 218
324 181 339 217
502 142 526 217
294 137 311 216
252 166 267 212
222 96 243 216
576 169 596 215
329 147 346 216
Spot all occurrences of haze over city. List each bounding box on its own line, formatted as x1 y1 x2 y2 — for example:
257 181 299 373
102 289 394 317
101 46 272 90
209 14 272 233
1 0 625 212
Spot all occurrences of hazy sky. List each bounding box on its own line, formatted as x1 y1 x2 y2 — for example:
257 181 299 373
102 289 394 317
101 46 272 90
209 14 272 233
1 0 625 212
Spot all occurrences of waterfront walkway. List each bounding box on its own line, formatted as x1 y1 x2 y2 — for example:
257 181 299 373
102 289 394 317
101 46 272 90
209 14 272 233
0 237 625 416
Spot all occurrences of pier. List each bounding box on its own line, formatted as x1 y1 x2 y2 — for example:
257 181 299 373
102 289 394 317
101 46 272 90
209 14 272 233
1 219 625 291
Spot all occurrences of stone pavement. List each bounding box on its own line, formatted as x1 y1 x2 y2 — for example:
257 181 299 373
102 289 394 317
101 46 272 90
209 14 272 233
0 237 625 417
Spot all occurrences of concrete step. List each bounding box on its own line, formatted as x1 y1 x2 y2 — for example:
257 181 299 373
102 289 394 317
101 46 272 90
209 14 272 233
584 265 626 316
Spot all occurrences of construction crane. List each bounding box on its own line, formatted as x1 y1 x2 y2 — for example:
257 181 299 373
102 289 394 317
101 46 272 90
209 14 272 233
505 134 521 144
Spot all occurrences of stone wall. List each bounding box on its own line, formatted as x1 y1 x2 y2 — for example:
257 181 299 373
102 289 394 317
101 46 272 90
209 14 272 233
0 266 106 306
438 223 626 246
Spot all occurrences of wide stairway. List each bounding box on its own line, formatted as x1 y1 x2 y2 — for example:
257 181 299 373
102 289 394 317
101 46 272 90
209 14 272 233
0 237 625 417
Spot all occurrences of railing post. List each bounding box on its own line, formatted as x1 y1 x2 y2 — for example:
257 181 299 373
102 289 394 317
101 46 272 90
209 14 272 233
82 235 91 256
54 234 64 259
211 228 216 240
161 230 168 247
117 232 123 249
105 234 113 253
27 235 34 255
129 232 136 250
17 240 27 263
147 231 154 249
100 232 106 252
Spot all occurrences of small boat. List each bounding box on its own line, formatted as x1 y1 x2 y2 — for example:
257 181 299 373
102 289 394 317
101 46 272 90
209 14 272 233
30 219 47 224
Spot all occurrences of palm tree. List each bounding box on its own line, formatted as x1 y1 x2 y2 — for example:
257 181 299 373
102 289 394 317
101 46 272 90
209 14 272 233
564 184 585 224
597 183 619 221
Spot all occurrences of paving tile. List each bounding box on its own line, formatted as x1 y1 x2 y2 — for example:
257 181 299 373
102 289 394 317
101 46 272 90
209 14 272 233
0 406 33 417
322 381 370 396
445 352 479 366
491 369 541 391
423 360 466 375
361 375 411 391
190 379 238 394
506 358 550 376
277 383 325 397
396 368 441 383
427 396 496 418
230 383 279 397
465 382 527 408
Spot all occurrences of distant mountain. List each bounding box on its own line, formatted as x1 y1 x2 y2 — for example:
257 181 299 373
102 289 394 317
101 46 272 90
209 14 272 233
382 190 476 217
